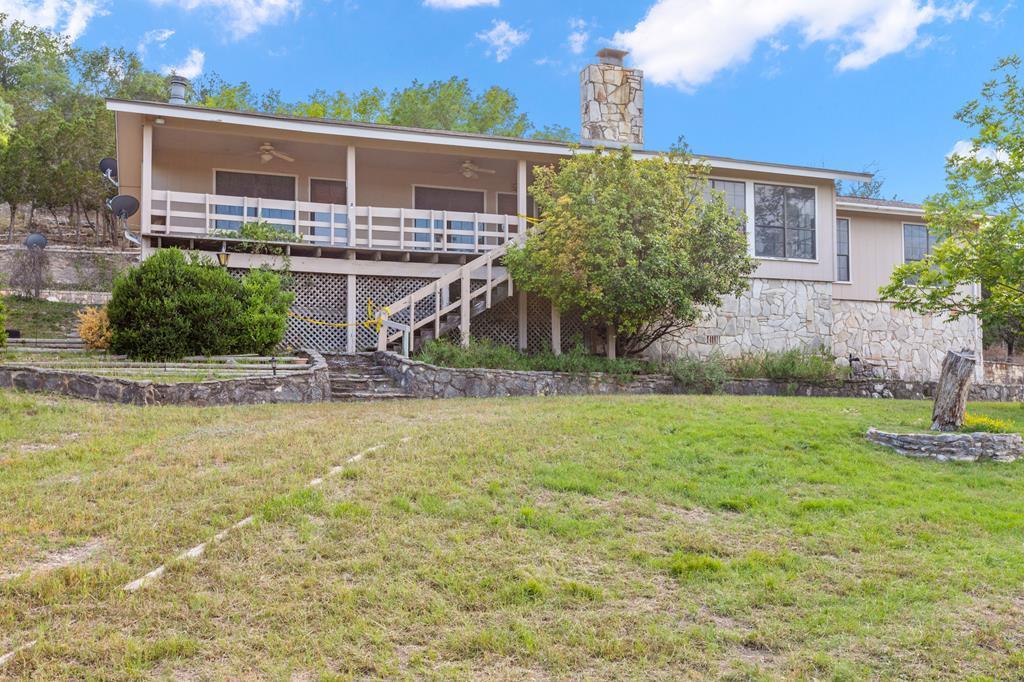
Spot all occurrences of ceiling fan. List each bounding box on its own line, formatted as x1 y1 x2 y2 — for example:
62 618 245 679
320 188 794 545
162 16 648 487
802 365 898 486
257 142 295 164
460 160 496 179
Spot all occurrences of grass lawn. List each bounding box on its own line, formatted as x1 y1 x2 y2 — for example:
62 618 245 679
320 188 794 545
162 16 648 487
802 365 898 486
1 391 1023 679
2 296 82 338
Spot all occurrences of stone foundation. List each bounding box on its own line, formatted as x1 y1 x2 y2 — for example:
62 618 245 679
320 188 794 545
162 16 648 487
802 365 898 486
645 278 983 382
866 428 1023 463
832 301 982 382
648 279 833 362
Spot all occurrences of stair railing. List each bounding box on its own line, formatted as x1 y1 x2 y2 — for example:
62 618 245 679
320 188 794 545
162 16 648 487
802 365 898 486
376 233 526 351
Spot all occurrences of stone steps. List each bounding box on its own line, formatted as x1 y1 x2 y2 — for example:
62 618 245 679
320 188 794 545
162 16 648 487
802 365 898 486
327 353 412 401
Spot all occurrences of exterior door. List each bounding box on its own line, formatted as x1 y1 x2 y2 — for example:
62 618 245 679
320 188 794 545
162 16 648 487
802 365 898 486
413 186 485 249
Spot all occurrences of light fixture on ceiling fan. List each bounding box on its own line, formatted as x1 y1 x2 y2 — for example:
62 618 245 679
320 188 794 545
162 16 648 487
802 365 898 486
460 160 496 179
258 142 295 164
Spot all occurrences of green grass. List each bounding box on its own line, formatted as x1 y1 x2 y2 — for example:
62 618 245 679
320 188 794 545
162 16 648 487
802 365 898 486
1 391 1024 678
2 296 82 339
417 339 657 377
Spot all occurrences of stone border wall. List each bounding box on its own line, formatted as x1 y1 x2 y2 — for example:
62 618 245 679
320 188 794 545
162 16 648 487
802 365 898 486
866 428 1023 463
0 350 332 406
373 352 1024 402
985 361 1024 385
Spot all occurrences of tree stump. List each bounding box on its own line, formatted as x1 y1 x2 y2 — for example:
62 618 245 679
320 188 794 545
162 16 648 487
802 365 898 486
931 350 976 432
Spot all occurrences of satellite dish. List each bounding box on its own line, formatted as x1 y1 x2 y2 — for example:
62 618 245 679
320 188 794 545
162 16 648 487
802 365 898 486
99 157 118 185
24 232 47 250
123 230 142 247
108 195 140 219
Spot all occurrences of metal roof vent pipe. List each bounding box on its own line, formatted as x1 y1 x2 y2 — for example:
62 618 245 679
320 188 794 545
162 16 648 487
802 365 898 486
168 75 189 105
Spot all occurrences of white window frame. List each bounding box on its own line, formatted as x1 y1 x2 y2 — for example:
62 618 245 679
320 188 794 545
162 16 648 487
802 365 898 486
835 216 852 283
901 221 937 264
750 181 820 263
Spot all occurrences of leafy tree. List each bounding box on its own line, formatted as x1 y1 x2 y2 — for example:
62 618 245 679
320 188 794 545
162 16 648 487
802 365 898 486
192 73 574 141
505 145 755 357
880 56 1024 336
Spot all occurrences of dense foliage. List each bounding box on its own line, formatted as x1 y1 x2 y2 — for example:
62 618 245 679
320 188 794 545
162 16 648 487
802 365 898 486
881 56 1024 338
416 339 845 388
505 145 755 357
107 249 293 360
191 74 574 141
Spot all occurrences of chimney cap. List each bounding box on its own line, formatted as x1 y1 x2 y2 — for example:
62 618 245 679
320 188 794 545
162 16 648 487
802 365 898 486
596 48 630 66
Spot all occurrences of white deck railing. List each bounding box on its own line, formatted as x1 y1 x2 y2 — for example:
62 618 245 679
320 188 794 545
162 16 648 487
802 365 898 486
148 190 524 253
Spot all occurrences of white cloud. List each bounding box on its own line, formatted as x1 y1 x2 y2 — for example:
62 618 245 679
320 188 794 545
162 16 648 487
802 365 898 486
949 139 1010 163
161 48 205 79
614 0 975 91
567 18 589 55
476 19 528 62
424 0 498 7
0 0 107 40
137 28 175 56
149 0 301 38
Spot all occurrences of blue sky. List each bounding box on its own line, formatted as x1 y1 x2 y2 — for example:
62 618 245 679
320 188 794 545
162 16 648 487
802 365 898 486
5 0 1020 201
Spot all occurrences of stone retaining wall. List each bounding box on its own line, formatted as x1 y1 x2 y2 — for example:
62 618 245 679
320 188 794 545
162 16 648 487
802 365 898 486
866 428 1023 463
985 361 1024 385
0 246 137 293
373 352 1024 402
0 350 331 406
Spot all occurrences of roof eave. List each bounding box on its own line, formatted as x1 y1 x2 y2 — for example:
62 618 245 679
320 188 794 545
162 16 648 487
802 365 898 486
106 99 874 182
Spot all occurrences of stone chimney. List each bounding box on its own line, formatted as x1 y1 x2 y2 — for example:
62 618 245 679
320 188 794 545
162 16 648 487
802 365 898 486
168 75 189 105
580 48 643 148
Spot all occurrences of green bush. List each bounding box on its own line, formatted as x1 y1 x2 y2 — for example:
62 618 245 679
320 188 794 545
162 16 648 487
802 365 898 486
668 355 727 393
415 339 655 377
0 297 7 349
240 268 295 355
215 221 302 255
107 249 292 360
726 349 847 384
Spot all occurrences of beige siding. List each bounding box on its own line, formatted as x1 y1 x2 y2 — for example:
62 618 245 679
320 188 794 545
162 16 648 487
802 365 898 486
115 112 144 229
833 210 909 302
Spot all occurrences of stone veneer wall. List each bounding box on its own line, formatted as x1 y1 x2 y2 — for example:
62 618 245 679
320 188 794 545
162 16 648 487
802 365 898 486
646 279 833 363
832 300 982 381
373 352 1024 402
0 350 332 406
984 361 1024 385
580 62 644 147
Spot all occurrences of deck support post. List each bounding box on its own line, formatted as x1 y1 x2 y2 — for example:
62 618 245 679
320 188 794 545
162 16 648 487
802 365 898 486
551 305 561 356
516 160 528 234
518 290 528 352
460 270 471 348
141 123 153 234
346 145 357 247
606 324 617 360
346 274 357 353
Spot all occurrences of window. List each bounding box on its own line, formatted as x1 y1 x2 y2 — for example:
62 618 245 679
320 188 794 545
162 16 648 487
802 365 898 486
413 186 485 249
214 170 296 231
754 184 815 260
706 179 746 219
903 223 939 263
309 178 347 241
836 217 850 282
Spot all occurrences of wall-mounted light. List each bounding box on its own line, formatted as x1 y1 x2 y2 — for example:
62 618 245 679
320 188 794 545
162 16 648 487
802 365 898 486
154 117 166 125
217 251 230 267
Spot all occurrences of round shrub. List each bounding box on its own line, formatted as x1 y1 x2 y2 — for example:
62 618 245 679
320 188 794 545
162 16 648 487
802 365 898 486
107 249 292 360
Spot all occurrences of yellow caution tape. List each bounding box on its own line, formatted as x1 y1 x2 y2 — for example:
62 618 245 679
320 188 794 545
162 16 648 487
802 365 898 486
287 298 391 332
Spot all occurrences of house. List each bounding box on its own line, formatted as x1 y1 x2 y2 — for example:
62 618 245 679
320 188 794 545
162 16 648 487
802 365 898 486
106 49 981 382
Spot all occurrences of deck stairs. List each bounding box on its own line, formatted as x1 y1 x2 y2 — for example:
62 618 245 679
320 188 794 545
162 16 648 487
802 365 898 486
376 236 522 353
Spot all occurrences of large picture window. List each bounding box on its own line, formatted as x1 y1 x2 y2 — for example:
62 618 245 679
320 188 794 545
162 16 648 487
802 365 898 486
214 170 296 231
754 184 815 260
836 217 850 282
